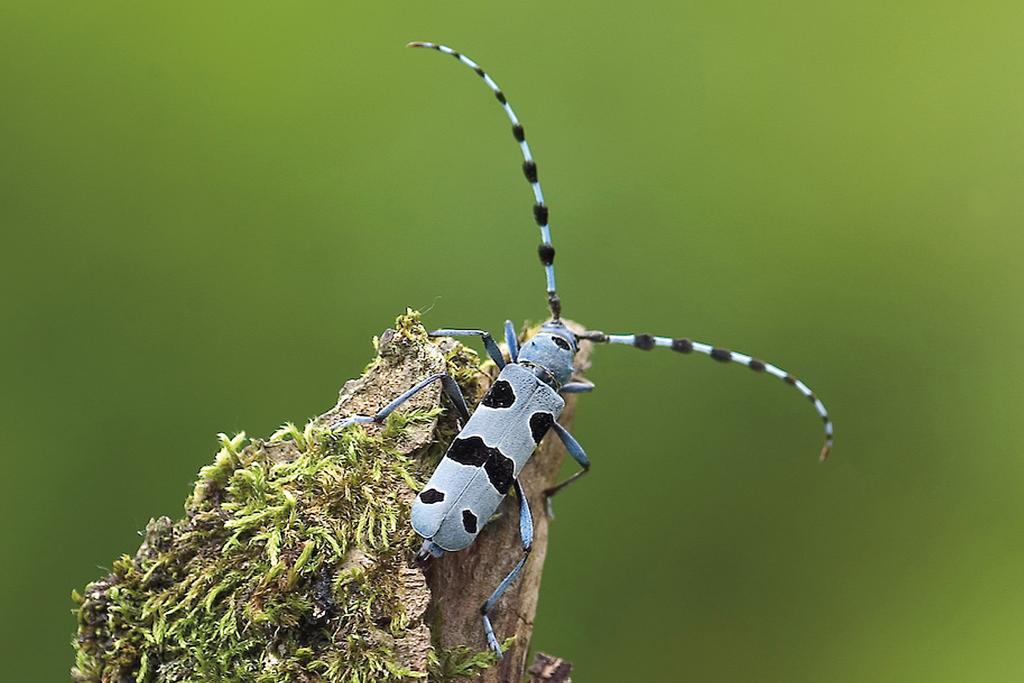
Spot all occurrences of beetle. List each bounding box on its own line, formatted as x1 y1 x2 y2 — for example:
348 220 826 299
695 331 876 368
331 42 834 656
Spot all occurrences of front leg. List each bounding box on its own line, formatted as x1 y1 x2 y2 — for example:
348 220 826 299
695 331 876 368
560 380 595 394
503 319 520 362
330 372 470 430
429 328 506 368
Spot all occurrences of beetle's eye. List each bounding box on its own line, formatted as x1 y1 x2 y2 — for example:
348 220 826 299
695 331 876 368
552 336 571 351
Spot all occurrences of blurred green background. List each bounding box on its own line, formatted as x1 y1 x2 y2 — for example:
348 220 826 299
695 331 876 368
2 2 1023 680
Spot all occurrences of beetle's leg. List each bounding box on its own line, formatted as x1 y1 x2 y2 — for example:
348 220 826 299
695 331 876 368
542 422 590 518
503 320 520 363
429 328 506 368
481 478 533 657
330 372 470 430
577 329 834 461
415 539 445 567
560 380 595 394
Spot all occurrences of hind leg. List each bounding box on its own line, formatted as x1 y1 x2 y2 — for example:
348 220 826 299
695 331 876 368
542 422 590 517
480 478 533 656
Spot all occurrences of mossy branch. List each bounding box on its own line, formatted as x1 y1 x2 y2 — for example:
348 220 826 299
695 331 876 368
72 311 587 682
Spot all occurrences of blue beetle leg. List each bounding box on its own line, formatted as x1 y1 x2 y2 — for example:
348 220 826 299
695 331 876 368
481 478 533 657
503 320 520 362
329 372 469 430
559 380 595 394
542 422 591 518
429 328 506 368
415 539 445 567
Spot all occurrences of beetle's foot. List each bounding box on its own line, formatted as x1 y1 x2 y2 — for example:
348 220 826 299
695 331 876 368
542 492 556 519
486 632 503 658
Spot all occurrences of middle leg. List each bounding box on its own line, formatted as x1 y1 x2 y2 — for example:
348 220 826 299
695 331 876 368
542 422 591 517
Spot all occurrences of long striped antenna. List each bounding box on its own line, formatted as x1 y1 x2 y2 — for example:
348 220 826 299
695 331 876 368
409 41 562 320
577 330 835 460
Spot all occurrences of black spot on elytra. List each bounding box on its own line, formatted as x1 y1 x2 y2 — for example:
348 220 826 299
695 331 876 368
633 334 655 350
419 488 444 504
538 244 555 266
484 453 516 494
530 412 555 444
482 380 516 409
671 338 693 353
462 509 478 534
552 335 571 351
445 436 517 494
446 436 490 467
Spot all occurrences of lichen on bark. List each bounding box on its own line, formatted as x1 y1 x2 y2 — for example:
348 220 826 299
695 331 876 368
72 310 588 682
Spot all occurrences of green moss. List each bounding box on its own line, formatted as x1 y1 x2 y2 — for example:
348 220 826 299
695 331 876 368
72 311 497 682
426 643 506 682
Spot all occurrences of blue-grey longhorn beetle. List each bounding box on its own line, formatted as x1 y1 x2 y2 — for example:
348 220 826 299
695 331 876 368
331 42 835 656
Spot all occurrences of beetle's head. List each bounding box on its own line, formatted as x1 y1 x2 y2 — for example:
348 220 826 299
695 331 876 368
516 321 577 387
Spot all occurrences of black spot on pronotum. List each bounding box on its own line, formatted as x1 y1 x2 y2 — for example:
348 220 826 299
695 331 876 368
419 488 444 504
483 452 516 493
446 436 491 467
482 380 516 409
533 203 549 226
462 510 478 534
748 359 765 372
671 338 693 353
529 412 555 444
551 335 571 351
523 160 538 183
495 90 507 104
710 348 732 362
512 124 525 142
633 334 655 350
538 244 555 266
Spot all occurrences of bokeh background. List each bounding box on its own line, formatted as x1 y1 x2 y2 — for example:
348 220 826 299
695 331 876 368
2 2 1023 680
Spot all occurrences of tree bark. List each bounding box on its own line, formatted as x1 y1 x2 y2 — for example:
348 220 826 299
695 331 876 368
72 313 589 683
